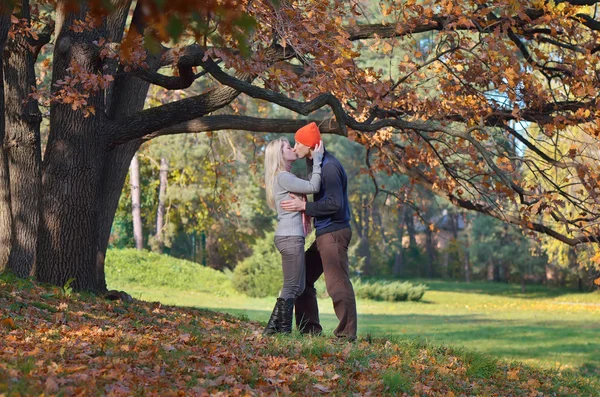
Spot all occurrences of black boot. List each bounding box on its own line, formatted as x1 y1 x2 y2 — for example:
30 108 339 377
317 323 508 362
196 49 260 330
279 298 295 334
263 298 284 335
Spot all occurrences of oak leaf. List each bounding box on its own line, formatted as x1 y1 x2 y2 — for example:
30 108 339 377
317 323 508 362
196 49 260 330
314 383 332 393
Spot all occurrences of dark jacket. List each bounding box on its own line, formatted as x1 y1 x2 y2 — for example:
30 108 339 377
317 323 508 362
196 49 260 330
305 151 351 236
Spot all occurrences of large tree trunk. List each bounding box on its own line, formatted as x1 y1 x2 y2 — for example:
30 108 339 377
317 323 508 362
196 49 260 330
0 7 13 271
94 0 160 289
28 1 244 292
129 154 143 250
4 0 42 277
95 142 142 290
35 7 106 291
154 157 168 253
92 0 137 292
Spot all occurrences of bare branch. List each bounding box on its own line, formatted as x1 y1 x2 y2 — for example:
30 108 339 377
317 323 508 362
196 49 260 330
197 49 350 135
106 84 246 147
138 116 344 143
379 145 597 246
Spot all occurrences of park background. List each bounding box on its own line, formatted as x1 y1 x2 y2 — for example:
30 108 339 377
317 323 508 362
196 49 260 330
1 0 600 395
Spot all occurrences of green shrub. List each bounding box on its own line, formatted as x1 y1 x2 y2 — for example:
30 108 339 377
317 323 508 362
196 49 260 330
353 279 427 302
105 248 235 296
232 231 283 298
316 277 426 302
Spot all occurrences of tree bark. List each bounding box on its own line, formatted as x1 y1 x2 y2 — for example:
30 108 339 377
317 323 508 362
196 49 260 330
487 262 494 281
424 226 435 279
463 243 471 283
4 0 42 277
359 198 371 274
463 215 471 283
393 205 406 277
92 0 136 291
154 157 168 253
35 6 107 291
95 54 152 290
130 154 143 250
0 7 13 271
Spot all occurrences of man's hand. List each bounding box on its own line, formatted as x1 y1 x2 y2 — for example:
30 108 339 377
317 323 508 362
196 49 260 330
280 193 306 212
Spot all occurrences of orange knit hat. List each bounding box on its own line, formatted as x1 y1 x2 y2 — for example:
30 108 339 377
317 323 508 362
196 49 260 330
294 122 321 149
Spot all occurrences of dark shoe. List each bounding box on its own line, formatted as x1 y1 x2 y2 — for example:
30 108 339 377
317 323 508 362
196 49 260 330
263 298 284 335
296 313 323 336
299 324 323 336
279 298 295 334
334 334 357 342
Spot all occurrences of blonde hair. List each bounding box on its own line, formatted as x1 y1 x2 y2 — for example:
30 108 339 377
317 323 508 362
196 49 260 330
264 138 289 210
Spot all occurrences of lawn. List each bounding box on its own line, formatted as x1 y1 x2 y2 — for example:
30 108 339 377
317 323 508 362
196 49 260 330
110 281 600 377
4 272 598 396
106 249 600 379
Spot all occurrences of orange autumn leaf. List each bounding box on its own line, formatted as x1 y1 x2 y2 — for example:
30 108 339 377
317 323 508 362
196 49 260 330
507 369 520 380
1 317 16 329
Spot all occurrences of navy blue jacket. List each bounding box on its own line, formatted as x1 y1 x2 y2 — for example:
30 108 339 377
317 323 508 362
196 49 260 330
305 151 351 236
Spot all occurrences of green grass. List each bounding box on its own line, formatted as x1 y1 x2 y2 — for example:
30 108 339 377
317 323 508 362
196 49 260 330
2 269 599 396
106 249 600 379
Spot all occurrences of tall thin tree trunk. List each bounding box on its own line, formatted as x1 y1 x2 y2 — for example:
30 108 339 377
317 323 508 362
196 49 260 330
487 261 494 281
405 209 417 248
404 209 420 276
463 246 471 283
442 250 450 279
360 198 371 274
0 8 14 271
130 154 143 250
4 0 42 277
154 157 168 253
463 215 471 283
567 247 581 291
425 227 435 279
393 206 406 277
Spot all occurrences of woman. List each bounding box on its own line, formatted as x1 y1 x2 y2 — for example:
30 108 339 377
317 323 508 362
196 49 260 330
263 136 323 335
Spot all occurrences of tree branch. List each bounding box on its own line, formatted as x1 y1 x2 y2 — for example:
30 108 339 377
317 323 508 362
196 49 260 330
137 116 344 143
558 0 600 5
345 9 544 41
105 84 245 147
197 49 350 135
127 65 196 90
379 145 598 246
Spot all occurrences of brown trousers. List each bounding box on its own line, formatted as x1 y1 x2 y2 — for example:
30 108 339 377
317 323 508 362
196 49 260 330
295 227 357 339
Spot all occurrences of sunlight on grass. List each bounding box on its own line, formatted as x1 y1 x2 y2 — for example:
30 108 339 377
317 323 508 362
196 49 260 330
105 249 599 379
110 281 600 378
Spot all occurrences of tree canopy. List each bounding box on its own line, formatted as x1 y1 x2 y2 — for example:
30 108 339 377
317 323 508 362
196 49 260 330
2 0 600 291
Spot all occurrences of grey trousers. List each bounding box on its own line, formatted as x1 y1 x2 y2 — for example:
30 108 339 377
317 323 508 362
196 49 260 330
274 236 306 300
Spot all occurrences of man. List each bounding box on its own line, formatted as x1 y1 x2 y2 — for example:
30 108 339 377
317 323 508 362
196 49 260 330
280 122 357 341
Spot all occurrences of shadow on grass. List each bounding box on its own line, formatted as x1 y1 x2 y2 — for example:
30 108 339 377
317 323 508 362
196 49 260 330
204 306 600 379
401 278 595 299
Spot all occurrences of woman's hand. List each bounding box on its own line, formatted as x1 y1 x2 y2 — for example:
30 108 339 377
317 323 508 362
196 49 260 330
312 140 324 164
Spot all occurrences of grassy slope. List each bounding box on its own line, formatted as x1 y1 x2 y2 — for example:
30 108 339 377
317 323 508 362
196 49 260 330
1 273 598 396
105 249 600 377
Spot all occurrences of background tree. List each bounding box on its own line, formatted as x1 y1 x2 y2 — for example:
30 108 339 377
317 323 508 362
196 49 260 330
129 154 143 250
